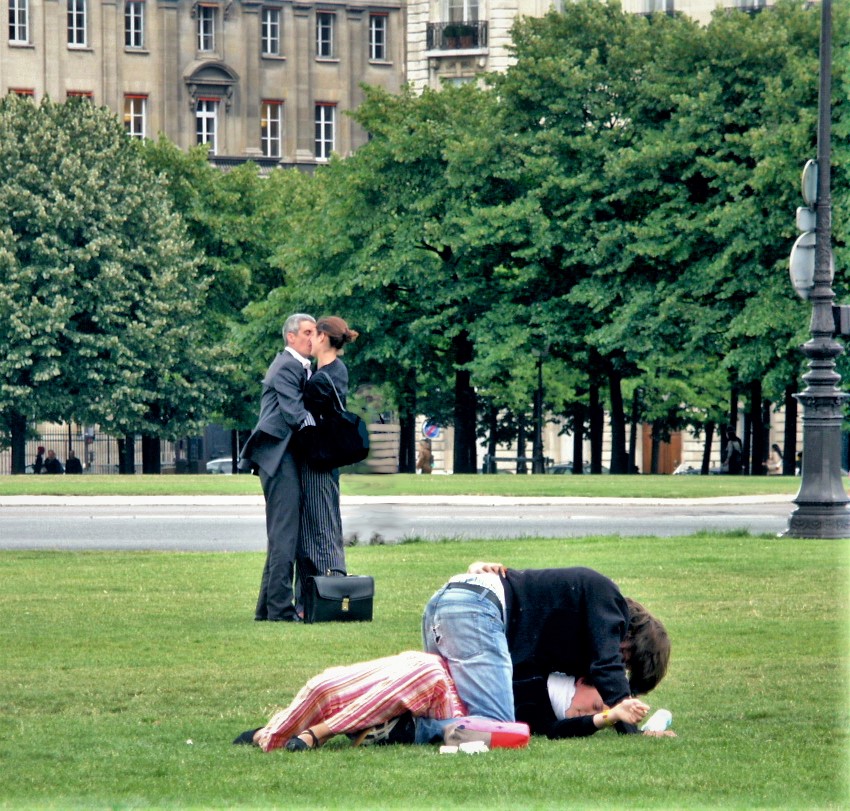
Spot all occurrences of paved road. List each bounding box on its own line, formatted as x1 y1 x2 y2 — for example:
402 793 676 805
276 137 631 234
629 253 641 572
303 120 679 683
0 495 794 549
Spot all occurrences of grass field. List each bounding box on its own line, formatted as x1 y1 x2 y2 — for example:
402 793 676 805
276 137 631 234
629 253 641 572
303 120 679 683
0 472 807 499
1 533 848 809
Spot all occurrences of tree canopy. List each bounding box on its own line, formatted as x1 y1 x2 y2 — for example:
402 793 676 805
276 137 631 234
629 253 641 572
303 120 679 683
0 97 224 471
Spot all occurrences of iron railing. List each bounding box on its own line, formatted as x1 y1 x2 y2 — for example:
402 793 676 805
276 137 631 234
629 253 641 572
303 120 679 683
426 21 488 52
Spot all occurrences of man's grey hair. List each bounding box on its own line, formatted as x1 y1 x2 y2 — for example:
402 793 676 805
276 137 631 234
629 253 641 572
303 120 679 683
282 313 316 341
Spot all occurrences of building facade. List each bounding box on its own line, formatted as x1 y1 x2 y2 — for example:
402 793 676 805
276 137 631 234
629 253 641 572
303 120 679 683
406 0 773 90
0 0 405 167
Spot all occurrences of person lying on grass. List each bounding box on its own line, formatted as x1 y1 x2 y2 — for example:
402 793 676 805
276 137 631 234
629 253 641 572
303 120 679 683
233 650 465 751
233 651 671 752
515 672 676 739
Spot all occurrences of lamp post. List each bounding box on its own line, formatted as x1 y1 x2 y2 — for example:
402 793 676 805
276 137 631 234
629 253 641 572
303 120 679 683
528 343 548 474
786 0 850 538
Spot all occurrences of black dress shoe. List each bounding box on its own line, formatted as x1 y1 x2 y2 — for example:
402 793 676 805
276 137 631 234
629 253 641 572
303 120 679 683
233 727 262 745
254 616 267 622
268 615 302 623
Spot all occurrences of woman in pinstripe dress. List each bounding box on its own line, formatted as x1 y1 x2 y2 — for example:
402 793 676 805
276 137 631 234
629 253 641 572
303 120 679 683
296 316 359 588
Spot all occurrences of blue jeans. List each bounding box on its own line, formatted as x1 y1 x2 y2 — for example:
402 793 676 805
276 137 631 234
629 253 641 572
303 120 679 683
416 583 514 744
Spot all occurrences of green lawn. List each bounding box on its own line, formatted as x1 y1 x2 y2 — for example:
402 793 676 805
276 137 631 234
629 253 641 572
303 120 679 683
1 534 847 809
0 472 807 498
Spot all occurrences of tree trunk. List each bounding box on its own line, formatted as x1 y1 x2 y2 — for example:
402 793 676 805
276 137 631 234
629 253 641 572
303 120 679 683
572 402 585 475
783 385 797 475
9 411 27 474
650 420 661 474
230 429 240 473
451 331 477 473
398 411 416 474
748 380 764 475
722 388 739 463
141 435 161 474
485 405 498 474
628 389 640 474
608 366 627 474
760 397 771 477
397 368 417 473
701 421 715 475
118 435 136 475
516 417 527 475
532 357 544 474
589 381 604 474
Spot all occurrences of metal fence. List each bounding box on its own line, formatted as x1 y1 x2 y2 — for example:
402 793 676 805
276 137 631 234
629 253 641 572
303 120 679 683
0 431 178 475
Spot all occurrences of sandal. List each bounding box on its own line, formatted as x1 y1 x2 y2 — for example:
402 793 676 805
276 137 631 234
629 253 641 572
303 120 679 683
232 727 261 746
284 728 322 752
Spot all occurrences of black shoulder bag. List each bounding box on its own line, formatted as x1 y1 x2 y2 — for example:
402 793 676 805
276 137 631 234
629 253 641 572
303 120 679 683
304 373 370 472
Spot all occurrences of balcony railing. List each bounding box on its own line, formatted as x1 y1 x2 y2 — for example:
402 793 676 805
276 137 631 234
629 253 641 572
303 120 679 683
426 20 488 52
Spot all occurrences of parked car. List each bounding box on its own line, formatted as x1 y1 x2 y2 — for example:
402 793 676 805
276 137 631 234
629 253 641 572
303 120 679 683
206 456 240 474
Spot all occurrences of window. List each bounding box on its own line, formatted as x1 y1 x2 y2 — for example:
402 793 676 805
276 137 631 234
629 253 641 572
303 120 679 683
446 0 477 23
124 95 147 138
645 0 674 11
9 0 29 44
261 7 280 56
67 0 87 47
261 101 283 158
197 4 215 52
9 88 35 98
314 103 335 160
125 1 145 49
196 98 218 154
369 14 387 61
316 12 334 58
66 90 94 101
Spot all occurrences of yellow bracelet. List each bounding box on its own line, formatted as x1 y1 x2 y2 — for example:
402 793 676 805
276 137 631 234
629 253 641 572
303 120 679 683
601 710 613 727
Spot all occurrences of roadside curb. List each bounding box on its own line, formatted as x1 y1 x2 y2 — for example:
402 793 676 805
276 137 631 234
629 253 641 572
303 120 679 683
0 494 794 507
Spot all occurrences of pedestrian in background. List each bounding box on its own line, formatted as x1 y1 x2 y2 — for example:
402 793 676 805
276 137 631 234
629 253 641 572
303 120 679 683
766 443 783 475
43 450 64 474
65 450 83 474
416 439 433 474
721 426 743 474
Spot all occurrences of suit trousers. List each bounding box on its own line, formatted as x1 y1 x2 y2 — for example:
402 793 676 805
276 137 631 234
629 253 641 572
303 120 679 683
256 451 301 621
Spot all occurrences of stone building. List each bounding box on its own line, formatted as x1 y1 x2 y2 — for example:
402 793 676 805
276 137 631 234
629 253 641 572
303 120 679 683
405 0 772 91
0 0 405 167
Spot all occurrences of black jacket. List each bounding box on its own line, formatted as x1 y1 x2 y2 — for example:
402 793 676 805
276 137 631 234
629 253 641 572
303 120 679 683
502 566 636 732
513 675 599 739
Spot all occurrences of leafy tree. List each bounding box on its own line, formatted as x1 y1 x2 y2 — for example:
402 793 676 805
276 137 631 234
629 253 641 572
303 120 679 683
0 97 221 472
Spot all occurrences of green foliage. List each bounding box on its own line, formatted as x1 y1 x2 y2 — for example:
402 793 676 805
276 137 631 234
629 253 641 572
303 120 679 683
0 535 846 807
0 97 223 444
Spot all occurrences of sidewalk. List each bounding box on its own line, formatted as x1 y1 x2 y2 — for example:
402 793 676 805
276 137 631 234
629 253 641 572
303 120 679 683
0 493 795 507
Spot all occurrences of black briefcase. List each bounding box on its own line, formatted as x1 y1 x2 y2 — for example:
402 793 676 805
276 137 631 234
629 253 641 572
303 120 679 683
303 574 374 623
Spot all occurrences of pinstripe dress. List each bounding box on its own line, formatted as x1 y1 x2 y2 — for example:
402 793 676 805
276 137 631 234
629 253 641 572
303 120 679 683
297 358 348 580
255 651 467 752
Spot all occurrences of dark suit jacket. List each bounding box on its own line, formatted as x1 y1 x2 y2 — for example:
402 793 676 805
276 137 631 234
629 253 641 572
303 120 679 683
239 350 311 477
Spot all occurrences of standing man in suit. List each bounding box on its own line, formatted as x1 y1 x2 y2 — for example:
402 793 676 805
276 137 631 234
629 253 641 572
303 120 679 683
239 313 316 622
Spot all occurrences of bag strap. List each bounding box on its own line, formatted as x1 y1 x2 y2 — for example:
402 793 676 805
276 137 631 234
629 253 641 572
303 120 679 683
315 370 346 414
